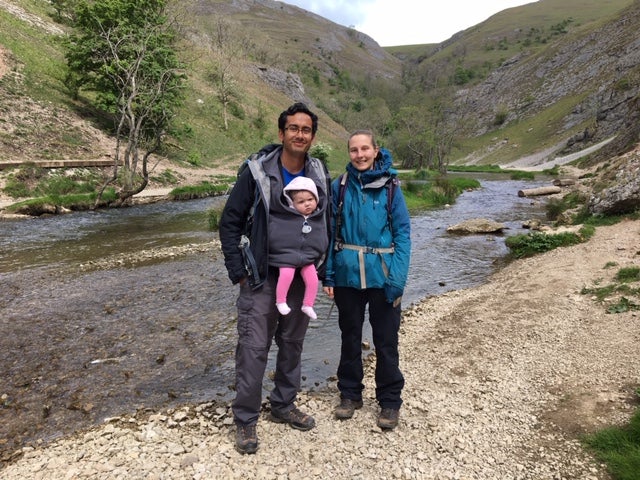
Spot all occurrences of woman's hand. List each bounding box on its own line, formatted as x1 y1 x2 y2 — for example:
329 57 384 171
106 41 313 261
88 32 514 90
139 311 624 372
323 286 334 299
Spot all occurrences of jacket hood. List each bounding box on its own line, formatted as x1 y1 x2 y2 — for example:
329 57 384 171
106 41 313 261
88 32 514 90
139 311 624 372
283 176 319 208
345 147 397 185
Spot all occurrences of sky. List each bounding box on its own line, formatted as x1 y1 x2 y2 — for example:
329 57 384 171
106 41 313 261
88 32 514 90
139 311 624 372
283 0 538 46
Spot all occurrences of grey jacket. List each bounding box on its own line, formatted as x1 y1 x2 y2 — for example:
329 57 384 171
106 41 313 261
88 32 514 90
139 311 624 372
219 145 331 289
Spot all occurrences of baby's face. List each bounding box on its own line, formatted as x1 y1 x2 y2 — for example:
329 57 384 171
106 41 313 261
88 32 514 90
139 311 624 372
292 190 317 216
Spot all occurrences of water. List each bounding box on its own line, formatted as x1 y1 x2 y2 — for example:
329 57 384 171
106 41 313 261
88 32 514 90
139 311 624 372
0 175 551 453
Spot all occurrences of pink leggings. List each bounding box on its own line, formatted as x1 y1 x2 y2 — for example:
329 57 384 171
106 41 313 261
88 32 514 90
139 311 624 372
276 264 318 308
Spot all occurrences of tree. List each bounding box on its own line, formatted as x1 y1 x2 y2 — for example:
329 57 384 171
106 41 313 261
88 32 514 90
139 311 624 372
207 18 245 131
64 0 185 206
51 0 78 22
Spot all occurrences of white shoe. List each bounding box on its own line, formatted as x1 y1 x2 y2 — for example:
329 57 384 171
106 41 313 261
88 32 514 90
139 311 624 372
276 302 291 315
301 305 317 319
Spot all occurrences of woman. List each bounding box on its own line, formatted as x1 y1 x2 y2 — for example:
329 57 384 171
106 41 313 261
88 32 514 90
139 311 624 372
323 129 411 430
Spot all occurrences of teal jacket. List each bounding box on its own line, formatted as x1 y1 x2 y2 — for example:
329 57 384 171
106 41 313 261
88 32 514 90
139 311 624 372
324 148 411 292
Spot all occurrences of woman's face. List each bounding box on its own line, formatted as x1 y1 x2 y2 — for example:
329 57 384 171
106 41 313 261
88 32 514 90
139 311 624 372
348 134 379 171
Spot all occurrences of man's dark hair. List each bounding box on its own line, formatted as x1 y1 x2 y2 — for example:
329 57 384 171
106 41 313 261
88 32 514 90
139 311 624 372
278 102 318 135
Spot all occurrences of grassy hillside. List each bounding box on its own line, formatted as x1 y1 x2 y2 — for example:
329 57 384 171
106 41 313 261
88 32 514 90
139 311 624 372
0 0 358 177
389 0 636 166
390 0 632 69
0 0 637 181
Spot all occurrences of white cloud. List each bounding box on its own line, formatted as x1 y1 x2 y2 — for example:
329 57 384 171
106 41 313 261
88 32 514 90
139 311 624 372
284 0 377 29
283 0 538 46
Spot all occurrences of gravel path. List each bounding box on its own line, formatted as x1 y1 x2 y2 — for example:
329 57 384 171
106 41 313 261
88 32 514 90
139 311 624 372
2 220 639 479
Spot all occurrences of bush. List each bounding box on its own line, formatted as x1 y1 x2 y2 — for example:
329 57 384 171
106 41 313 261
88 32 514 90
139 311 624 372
505 226 594 258
402 176 480 211
310 142 332 164
36 175 95 196
615 267 640 283
2 177 31 198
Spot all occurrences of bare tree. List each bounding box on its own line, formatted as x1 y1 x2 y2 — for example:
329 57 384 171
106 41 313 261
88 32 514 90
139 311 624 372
208 18 245 130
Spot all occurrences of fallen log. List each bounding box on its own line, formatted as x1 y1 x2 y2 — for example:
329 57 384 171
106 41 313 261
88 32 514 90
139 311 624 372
552 178 577 186
517 186 562 197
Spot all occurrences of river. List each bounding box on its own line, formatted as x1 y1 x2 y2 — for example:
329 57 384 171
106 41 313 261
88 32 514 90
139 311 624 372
0 174 551 459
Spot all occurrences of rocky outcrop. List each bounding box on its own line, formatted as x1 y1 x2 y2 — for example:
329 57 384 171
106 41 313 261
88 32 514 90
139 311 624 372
454 1 640 154
589 149 640 214
248 65 312 105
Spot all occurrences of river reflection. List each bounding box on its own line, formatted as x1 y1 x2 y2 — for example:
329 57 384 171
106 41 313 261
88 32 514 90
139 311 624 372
0 174 552 455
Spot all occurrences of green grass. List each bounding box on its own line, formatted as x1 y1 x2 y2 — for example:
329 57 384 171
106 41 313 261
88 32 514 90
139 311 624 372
615 267 640 283
6 189 117 215
2 166 103 198
0 7 69 104
447 164 505 173
446 164 537 179
545 191 590 221
581 283 618 302
402 176 481 211
207 205 224 231
580 211 640 227
583 404 640 480
581 264 640 313
169 182 229 201
450 93 594 166
505 225 595 258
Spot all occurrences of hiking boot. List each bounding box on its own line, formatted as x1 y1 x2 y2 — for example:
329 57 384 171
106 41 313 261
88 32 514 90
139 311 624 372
334 398 363 419
269 407 315 431
235 423 258 454
377 408 399 430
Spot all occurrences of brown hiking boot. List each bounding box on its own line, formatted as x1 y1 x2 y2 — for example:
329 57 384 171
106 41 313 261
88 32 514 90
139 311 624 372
377 408 399 430
269 407 316 431
235 423 258 454
334 398 363 419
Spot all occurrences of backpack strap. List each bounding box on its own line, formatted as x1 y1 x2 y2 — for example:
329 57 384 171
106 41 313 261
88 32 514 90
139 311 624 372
236 144 279 289
334 172 349 248
386 177 399 235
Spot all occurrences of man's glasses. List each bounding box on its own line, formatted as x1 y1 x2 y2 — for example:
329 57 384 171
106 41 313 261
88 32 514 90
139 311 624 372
284 125 313 135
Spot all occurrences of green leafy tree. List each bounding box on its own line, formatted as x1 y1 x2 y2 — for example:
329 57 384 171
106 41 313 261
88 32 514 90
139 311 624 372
64 0 185 206
51 0 78 22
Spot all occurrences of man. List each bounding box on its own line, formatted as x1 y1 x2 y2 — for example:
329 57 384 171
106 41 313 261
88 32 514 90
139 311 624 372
219 103 331 454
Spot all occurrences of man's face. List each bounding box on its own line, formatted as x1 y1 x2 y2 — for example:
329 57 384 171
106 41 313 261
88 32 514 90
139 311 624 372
279 112 315 156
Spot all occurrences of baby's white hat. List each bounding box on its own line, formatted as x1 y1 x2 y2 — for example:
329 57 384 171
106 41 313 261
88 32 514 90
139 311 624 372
283 176 319 207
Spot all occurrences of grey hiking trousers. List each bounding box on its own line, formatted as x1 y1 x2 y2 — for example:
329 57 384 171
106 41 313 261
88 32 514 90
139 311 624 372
232 268 310 425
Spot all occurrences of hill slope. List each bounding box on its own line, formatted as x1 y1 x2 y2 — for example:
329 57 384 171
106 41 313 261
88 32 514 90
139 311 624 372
0 0 639 178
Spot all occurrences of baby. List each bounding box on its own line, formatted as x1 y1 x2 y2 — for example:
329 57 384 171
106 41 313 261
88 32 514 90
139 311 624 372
276 176 325 320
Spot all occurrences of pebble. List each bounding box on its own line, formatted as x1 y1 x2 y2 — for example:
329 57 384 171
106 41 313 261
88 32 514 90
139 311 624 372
3 222 640 479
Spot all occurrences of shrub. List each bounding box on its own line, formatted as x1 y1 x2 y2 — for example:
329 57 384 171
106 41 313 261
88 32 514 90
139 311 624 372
310 142 332 164
615 267 640 283
505 226 594 258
